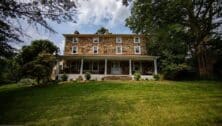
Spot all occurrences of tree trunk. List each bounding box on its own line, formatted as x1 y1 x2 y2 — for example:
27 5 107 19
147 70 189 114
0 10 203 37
196 45 210 78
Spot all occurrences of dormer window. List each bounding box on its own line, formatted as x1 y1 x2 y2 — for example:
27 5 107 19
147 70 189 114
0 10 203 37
134 46 141 54
116 37 122 43
93 46 99 54
73 37 78 43
116 46 122 54
93 37 99 43
134 37 140 43
72 46 78 54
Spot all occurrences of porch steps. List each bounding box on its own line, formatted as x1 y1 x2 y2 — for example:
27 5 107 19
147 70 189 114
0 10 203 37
103 76 132 80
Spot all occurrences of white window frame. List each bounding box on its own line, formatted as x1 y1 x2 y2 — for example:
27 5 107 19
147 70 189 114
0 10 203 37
134 37 140 43
93 46 99 54
116 46 122 54
73 37 79 43
93 37 99 43
72 46 78 54
116 37 122 43
134 46 141 54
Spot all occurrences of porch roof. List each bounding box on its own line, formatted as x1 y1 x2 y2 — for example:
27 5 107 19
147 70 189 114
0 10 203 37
58 55 158 61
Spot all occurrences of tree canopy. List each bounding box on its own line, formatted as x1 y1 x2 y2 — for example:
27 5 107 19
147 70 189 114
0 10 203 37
126 0 222 78
95 27 111 34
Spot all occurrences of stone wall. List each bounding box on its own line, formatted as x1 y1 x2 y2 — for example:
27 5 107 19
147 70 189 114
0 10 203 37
64 35 148 55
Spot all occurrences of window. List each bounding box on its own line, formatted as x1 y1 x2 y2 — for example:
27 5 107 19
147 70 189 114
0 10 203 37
72 46 78 54
93 46 98 54
116 37 122 43
116 46 122 54
73 37 78 43
134 46 141 54
134 37 140 43
93 37 99 43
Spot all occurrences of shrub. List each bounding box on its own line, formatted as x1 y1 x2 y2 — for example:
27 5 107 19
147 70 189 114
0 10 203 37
61 74 68 81
163 63 196 80
134 72 141 81
18 78 37 86
85 72 91 80
76 75 83 81
153 74 160 80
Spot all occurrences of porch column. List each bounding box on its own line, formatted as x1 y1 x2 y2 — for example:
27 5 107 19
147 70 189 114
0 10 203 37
154 58 158 75
80 58 84 75
104 58 107 75
129 59 132 76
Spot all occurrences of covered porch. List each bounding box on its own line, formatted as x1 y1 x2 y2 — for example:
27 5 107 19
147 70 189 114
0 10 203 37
56 55 158 80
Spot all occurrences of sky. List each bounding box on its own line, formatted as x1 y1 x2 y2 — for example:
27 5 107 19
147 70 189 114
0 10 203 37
17 0 132 54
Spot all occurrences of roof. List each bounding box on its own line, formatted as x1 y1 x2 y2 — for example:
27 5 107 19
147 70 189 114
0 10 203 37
59 55 158 61
63 34 145 37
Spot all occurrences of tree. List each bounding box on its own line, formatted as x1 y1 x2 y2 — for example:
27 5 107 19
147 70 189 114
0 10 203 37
95 27 111 34
18 40 58 84
0 0 76 59
126 0 222 78
23 53 56 85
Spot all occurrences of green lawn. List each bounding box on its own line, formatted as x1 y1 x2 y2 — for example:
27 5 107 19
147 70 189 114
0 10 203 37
0 81 222 126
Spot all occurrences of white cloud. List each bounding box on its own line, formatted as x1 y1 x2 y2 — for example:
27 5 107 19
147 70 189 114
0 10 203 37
16 0 132 53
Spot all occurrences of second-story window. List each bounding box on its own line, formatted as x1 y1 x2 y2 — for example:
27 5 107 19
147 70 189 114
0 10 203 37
72 46 78 54
93 46 98 54
73 37 78 43
116 37 122 43
116 46 122 54
93 37 99 43
134 37 140 43
134 46 141 54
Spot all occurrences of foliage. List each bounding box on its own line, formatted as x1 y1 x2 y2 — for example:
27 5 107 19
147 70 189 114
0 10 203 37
61 74 68 81
18 78 37 87
84 72 91 80
76 76 83 81
95 27 111 34
133 72 141 81
17 40 58 85
153 74 160 81
0 0 76 60
126 0 222 78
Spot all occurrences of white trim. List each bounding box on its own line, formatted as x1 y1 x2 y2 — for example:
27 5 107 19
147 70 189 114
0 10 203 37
134 46 141 54
116 37 122 43
93 46 99 54
73 37 79 43
72 46 78 54
134 37 140 43
93 37 99 43
116 46 122 54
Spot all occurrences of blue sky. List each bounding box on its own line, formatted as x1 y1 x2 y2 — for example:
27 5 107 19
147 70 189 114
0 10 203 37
18 0 132 54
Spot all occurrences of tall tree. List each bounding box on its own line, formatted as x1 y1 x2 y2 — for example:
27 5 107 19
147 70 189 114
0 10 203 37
0 0 76 59
126 0 222 77
95 27 111 34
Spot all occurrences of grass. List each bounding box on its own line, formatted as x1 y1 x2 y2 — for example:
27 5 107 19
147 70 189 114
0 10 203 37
0 80 222 126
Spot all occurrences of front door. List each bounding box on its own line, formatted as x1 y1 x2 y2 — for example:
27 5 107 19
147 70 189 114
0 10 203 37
111 61 122 74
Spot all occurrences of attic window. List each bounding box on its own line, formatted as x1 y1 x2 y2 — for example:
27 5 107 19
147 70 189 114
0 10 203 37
134 37 140 43
93 37 99 43
116 37 122 43
73 37 78 43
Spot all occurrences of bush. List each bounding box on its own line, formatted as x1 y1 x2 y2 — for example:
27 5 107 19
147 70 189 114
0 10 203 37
85 72 91 80
163 63 197 80
134 72 141 81
61 74 68 81
153 74 160 80
76 75 83 81
18 78 37 86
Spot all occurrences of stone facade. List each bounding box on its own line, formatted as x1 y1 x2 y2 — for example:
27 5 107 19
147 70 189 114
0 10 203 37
63 34 148 56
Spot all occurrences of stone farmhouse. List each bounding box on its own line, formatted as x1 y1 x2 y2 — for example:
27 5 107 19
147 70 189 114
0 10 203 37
53 33 158 80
